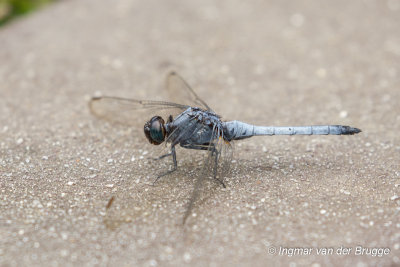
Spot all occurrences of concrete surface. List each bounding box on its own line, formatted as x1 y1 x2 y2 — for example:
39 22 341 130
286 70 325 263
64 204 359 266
1 0 399 266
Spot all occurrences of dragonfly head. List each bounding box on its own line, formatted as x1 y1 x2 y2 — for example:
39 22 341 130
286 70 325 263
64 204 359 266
144 116 166 145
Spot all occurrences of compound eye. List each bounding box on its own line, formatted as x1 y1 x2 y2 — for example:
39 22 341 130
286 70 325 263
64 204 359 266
144 116 166 145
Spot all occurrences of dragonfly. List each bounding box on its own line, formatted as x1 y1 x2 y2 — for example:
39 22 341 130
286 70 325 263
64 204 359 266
89 72 361 223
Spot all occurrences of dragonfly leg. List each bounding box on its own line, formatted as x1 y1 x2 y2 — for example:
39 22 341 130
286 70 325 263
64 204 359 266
211 148 226 188
153 146 177 185
181 143 226 188
154 152 172 160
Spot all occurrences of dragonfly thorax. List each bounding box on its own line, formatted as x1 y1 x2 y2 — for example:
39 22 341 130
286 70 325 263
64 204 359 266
144 116 166 145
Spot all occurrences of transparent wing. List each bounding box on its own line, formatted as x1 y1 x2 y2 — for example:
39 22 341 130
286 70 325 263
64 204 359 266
182 129 233 224
214 136 234 182
166 72 213 112
89 96 189 126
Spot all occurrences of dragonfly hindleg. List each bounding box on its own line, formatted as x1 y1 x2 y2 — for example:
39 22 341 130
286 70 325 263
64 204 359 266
211 148 226 188
181 143 226 188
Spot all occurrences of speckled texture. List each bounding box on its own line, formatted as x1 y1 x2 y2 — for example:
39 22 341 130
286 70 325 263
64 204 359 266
0 0 399 266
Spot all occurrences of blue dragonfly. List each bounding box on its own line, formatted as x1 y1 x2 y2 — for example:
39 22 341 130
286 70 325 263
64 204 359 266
89 72 361 223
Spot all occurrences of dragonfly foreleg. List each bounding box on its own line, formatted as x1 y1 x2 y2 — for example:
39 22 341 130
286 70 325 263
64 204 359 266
154 152 172 160
152 146 177 185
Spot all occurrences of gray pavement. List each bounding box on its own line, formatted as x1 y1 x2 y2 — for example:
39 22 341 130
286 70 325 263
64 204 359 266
1 0 399 266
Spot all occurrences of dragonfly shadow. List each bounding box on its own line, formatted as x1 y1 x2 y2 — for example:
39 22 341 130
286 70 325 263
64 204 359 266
102 186 184 230
102 153 221 230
